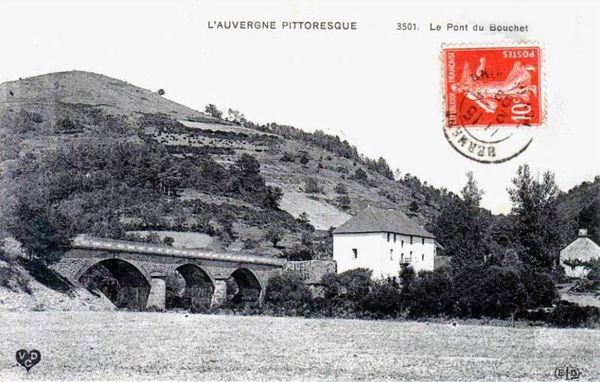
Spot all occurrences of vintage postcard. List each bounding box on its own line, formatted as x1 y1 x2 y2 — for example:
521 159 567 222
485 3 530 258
0 0 599 381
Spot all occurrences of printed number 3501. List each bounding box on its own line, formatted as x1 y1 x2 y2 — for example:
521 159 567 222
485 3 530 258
396 22 417 31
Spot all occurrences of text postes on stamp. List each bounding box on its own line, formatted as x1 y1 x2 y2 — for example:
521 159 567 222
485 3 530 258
442 45 543 163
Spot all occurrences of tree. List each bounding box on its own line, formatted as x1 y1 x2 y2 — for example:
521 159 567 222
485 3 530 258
408 201 419 214
227 109 247 125
265 227 284 247
234 154 265 196
157 89 165 96
263 186 283 209
205 104 223 119
577 200 600 245
354 168 368 181
462 171 484 207
432 172 487 270
508 164 562 273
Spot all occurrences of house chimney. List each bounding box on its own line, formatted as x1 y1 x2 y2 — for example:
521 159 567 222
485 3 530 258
578 229 588 237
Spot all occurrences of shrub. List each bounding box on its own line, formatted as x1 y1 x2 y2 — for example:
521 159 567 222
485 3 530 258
313 295 357 318
334 182 348 195
378 188 398 203
520 270 557 308
408 201 419 213
362 278 402 318
280 152 295 162
243 238 259 250
337 268 372 303
299 151 310 165
408 268 454 318
298 212 310 225
336 195 351 210
304 177 322 194
285 244 313 261
452 265 527 319
55 117 81 133
336 166 349 174
300 231 313 247
265 272 313 314
547 301 600 328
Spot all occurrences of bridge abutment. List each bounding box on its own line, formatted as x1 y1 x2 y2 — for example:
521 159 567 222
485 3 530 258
146 272 167 311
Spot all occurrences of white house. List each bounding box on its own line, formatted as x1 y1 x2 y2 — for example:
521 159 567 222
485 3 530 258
560 229 600 278
333 206 442 278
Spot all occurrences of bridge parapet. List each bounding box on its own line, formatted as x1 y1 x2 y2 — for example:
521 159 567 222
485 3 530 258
72 236 287 267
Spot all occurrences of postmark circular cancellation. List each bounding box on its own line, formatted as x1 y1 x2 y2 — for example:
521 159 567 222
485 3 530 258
442 44 545 163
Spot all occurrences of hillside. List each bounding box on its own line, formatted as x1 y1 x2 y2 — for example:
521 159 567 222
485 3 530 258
0 71 215 121
556 176 600 245
0 71 450 262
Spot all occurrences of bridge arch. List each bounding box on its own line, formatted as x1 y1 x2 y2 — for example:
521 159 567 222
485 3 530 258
166 264 215 312
78 258 151 311
227 268 262 305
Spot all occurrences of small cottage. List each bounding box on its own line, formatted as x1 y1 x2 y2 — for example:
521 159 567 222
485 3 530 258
333 206 442 278
560 229 600 278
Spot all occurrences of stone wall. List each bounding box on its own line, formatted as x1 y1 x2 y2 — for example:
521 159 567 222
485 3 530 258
284 260 336 285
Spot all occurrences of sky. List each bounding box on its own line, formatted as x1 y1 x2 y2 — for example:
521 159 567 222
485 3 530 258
0 0 598 213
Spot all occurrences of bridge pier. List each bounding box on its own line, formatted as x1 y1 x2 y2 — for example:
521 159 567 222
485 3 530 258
146 272 167 311
210 279 227 309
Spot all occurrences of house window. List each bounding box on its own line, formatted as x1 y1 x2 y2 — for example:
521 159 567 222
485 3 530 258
387 233 390 242
352 248 358 259
400 253 404 262
422 254 424 261
393 233 397 243
422 237 425 245
410 236 413 245
390 249 394 260
401 240 404 248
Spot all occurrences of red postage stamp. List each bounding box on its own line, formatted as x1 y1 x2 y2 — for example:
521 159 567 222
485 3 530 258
443 46 542 128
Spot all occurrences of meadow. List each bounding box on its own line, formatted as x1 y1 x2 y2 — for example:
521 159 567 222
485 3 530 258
1 312 599 381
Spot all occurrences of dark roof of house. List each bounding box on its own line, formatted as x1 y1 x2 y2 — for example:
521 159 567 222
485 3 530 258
333 206 435 238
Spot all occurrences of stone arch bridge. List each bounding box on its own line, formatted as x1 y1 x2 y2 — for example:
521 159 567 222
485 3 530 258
51 237 286 311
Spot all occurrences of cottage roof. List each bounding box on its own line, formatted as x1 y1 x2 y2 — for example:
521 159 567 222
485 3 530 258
560 236 600 262
333 206 435 238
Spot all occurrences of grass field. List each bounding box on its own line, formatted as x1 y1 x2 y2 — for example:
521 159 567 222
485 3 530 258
1 312 599 381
